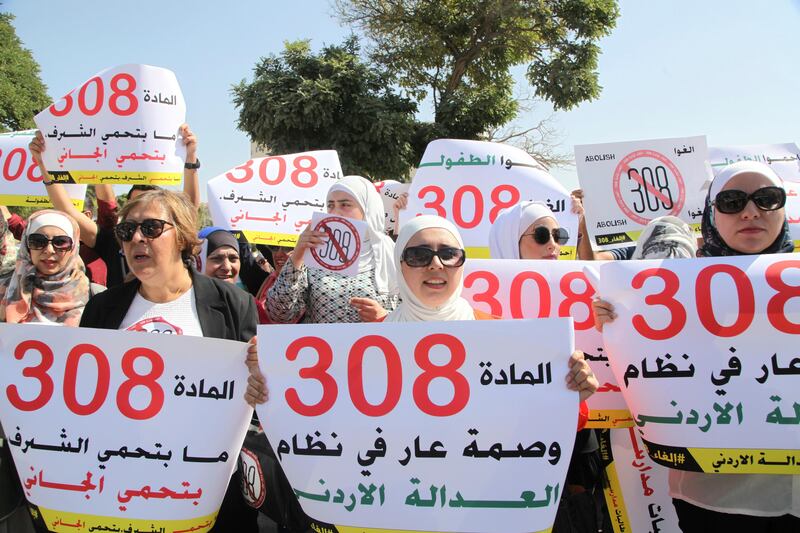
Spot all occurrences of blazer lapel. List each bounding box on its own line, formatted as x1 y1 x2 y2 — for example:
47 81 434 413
192 272 228 340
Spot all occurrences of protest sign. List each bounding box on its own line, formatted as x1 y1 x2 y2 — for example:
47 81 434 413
599 255 800 474
462 259 632 428
0 325 252 532
709 143 800 250
34 64 187 185
256 319 579 533
208 150 342 246
0 130 85 209
303 212 368 277
374 180 409 236
575 136 710 250
399 139 578 259
598 428 679 533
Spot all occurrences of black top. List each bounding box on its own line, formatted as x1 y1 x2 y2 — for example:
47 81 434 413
92 227 130 289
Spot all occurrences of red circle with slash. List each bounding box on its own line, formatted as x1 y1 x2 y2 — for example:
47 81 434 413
310 216 361 271
612 150 685 225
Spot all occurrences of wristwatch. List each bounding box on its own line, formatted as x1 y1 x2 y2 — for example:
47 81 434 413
184 158 201 170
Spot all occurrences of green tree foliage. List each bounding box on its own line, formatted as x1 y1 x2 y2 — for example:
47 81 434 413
336 0 619 142
232 37 419 180
0 13 50 132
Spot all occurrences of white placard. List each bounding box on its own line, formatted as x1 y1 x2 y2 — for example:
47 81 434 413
709 143 800 249
256 319 579 533
0 130 86 209
34 64 187 185
374 180 410 236
462 259 631 428
208 151 342 246
302 212 368 277
399 139 578 258
599 255 800 474
575 136 711 250
0 324 252 532
598 428 680 533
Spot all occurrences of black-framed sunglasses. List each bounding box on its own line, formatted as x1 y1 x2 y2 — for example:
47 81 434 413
401 246 466 268
27 233 74 251
521 226 569 246
714 186 786 215
114 218 174 242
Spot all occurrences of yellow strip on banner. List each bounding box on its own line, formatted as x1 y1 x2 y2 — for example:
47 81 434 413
334 526 551 533
0 194 83 210
602 459 631 533
37 507 217 533
241 230 299 247
63 170 182 185
793 239 800 252
584 409 634 429
465 246 577 260
687 447 800 475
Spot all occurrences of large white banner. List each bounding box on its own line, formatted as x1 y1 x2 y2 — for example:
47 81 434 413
598 428 680 533
208 151 342 246
0 130 85 209
0 325 252 533
256 319 579 533
599 255 800 474
709 143 800 250
462 259 631 428
575 136 710 251
34 64 187 185
399 139 578 259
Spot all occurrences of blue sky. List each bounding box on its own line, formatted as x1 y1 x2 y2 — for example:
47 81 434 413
6 0 799 197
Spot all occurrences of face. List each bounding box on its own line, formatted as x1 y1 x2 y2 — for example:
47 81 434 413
204 245 240 283
269 246 292 272
327 191 364 220
29 226 72 276
714 173 785 254
519 216 560 260
121 203 181 285
400 227 463 308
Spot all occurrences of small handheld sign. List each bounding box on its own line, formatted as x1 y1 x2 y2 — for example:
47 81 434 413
304 212 367 276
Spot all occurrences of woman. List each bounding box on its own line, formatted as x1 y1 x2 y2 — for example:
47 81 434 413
267 175 398 324
0 216 18 285
595 161 798 531
255 244 303 324
489 201 570 260
489 202 610 533
198 227 241 284
0 210 89 326
79 190 262 531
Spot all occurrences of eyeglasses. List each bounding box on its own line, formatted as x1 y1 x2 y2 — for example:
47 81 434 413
27 233 73 251
521 226 569 246
114 219 174 242
714 186 786 215
267 245 293 253
402 246 466 268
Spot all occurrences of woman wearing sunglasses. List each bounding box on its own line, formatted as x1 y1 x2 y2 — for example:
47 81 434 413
489 201 569 260
594 162 798 531
0 210 89 326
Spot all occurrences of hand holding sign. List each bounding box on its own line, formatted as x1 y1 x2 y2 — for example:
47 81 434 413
302 212 367 276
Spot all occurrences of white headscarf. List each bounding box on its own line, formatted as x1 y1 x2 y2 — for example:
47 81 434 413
385 215 475 322
327 176 398 294
632 216 697 260
489 201 556 259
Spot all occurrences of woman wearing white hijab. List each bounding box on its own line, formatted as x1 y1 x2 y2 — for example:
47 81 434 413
267 175 399 323
489 201 569 260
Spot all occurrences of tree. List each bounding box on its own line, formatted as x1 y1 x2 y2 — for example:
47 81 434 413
0 13 50 133
232 37 419 180
336 0 619 162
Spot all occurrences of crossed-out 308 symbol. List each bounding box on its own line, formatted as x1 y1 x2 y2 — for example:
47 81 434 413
612 150 685 225
311 216 361 271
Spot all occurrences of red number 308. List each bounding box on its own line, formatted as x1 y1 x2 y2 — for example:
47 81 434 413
7 341 164 420
285 334 469 418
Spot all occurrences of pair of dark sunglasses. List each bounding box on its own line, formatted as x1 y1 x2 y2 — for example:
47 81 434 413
714 186 786 215
114 218 174 242
521 226 569 246
402 246 466 268
27 233 73 251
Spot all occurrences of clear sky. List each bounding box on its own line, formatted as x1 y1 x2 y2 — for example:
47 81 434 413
6 0 800 197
